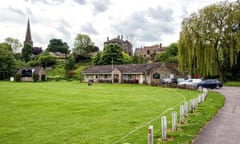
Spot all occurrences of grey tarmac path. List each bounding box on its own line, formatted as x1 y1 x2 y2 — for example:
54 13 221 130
193 87 240 144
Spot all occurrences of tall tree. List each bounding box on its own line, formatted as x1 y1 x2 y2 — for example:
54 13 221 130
155 42 178 63
5 37 22 53
0 43 17 78
73 34 98 62
178 1 240 82
101 44 124 65
46 39 69 54
22 44 32 62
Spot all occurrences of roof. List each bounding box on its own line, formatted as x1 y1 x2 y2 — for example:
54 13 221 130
82 63 175 74
16 67 44 75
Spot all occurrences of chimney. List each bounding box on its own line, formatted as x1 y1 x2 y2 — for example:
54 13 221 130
121 35 123 40
107 37 109 41
160 43 162 49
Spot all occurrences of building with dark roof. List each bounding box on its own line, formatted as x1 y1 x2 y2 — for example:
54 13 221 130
16 67 46 81
82 63 180 84
104 35 133 56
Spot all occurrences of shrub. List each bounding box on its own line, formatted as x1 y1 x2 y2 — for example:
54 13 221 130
15 74 21 82
32 74 39 82
66 70 76 79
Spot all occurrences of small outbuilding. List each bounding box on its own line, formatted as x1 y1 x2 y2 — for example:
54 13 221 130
16 67 46 82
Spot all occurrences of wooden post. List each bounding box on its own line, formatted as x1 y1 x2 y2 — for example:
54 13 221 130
190 99 194 113
148 125 153 144
162 116 167 141
180 104 184 124
172 112 177 131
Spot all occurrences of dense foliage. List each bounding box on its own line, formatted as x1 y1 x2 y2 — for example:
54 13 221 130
93 44 125 65
46 39 69 54
178 1 240 81
22 44 32 62
0 43 17 75
155 42 178 63
72 34 99 62
5 37 22 53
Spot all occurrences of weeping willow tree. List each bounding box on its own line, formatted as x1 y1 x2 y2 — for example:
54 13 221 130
179 1 240 82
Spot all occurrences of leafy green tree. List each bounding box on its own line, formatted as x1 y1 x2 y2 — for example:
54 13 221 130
5 37 22 53
38 53 56 68
73 34 99 62
65 55 76 71
178 1 240 82
46 39 69 54
0 43 12 52
155 52 170 62
122 52 133 64
101 44 124 65
0 43 17 78
22 44 32 62
155 43 178 63
92 52 103 65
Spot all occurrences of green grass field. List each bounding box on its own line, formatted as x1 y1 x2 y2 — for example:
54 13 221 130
0 82 223 144
224 81 240 86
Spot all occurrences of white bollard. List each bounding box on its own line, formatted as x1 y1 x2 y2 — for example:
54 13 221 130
172 112 177 131
184 101 188 117
148 125 153 144
195 98 199 107
162 116 167 141
198 94 202 104
180 104 184 124
201 93 205 102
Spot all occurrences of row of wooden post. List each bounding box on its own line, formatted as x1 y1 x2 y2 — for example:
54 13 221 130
148 88 208 144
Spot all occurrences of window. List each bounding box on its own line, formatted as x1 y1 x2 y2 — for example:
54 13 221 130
153 73 160 79
128 74 131 80
95 75 98 79
104 74 108 79
147 50 150 54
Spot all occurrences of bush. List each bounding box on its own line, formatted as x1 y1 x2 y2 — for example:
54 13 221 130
66 70 76 79
15 74 21 82
32 74 39 82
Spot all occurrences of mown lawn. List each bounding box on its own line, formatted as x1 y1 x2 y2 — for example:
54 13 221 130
0 81 222 143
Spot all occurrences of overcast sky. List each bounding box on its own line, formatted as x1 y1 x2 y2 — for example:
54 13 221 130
0 0 236 50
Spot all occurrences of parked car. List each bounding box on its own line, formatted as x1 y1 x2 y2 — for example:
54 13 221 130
178 78 202 86
161 78 177 84
197 79 222 89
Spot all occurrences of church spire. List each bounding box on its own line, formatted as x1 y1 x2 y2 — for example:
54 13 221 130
24 18 33 47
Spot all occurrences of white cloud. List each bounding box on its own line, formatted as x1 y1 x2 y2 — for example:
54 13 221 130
0 0 236 50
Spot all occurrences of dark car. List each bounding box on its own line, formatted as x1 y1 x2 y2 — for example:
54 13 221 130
197 79 223 89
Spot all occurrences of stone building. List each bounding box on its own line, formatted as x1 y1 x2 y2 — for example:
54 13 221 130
16 67 46 82
134 44 165 60
104 35 133 56
82 63 180 85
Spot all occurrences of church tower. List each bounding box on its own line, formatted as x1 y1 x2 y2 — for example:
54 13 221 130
24 18 33 47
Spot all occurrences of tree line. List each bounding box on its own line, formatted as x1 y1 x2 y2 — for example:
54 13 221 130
0 32 178 80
